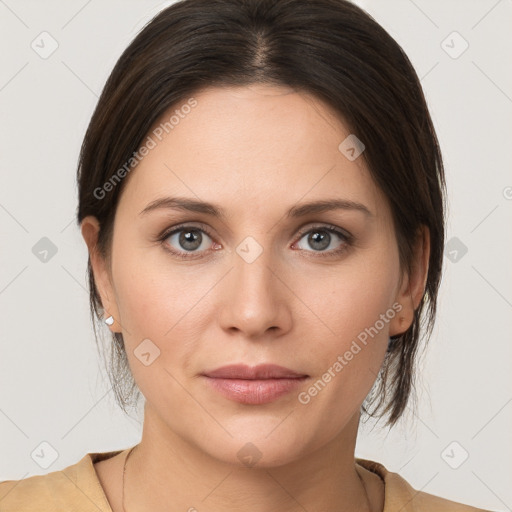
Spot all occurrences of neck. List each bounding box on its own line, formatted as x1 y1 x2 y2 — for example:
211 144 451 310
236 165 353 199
122 403 375 512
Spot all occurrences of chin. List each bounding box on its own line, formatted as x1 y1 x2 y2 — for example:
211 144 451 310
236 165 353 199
195 419 314 469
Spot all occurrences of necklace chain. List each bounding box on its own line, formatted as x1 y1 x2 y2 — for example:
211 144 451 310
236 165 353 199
122 446 136 512
122 445 372 512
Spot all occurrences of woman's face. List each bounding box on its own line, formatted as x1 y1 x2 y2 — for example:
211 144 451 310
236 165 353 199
83 84 424 467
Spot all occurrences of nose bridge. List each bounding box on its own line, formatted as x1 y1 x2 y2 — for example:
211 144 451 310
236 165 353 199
233 234 277 307
218 233 291 337
235 237 274 294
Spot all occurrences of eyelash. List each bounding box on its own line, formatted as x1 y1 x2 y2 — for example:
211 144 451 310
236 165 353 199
156 223 354 260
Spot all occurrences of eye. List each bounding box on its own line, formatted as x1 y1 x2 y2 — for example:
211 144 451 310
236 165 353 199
292 224 352 257
158 222 353 260
159 224 218 259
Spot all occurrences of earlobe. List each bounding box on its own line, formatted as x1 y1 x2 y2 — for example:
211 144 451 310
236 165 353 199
389 225 430 338
80 216 121 332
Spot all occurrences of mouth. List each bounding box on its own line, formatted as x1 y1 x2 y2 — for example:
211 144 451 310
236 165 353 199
201 364 309 405
202 363 308 380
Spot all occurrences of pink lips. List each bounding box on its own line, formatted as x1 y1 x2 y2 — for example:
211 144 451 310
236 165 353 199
201 364 308 405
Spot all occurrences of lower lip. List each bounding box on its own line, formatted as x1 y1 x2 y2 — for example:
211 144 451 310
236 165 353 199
202 376 308 404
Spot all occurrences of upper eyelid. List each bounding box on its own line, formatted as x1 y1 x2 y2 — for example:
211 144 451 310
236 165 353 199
296 223 350 237
162 222 215 239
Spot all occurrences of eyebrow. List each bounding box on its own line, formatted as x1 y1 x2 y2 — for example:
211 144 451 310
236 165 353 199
139 196 373 219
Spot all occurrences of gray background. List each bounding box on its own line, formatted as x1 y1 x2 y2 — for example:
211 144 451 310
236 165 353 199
0 1 511 510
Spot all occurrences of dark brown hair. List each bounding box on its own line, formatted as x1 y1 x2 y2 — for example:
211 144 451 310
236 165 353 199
76 0 446 427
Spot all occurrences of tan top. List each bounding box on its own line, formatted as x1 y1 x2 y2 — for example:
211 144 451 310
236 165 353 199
0 447 493 511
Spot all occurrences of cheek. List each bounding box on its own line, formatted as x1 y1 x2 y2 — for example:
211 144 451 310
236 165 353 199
112 231 213 332
110 248 219 387
294 240 398 413
301 241 399 348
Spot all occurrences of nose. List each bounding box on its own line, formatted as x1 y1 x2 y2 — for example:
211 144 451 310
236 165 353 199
217 242 293 339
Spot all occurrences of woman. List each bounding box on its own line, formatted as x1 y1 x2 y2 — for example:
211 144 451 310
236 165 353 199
0 0 496 510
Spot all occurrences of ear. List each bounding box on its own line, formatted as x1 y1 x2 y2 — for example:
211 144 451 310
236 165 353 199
80 215 121 333
389 225 430 338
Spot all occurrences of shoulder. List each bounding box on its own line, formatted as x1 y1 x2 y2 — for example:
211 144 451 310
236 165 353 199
356 458 496 512
0 448 126 511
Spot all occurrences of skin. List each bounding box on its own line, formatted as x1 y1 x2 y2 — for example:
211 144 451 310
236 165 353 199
81 84 430 512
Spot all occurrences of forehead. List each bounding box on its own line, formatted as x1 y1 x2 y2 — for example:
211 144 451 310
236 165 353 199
117 84 384 219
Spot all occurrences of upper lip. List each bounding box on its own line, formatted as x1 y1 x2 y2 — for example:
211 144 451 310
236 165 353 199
202 364 308 379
